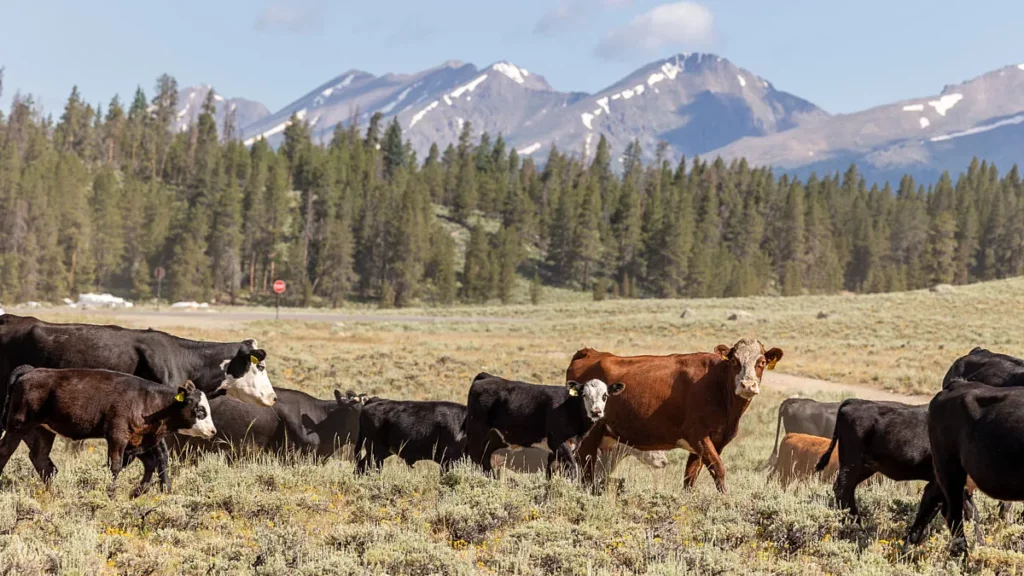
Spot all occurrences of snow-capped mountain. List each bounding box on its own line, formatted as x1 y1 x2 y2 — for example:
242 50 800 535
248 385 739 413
235 55 1024 182
238 54 822 162
710 64 1024 183
175 85 270 135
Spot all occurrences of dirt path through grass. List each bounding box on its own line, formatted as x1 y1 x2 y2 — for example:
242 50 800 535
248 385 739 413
765 371 932 404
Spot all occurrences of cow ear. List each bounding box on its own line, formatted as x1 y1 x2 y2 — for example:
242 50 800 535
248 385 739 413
184 380 196 392
608 382 626 395
250 349 267 363
334 390 344 405
566 381 581 396
715 344 731 360
765 348 783 370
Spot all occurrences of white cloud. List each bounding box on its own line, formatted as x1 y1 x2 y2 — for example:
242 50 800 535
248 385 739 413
254 1 326 35
595 2 714 60
534 0 633 36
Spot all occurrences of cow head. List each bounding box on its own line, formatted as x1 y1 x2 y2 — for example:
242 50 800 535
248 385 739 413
219 347 277 406
715 338 783 400
567 378 626 420
173 380 217 439
339 390 371 405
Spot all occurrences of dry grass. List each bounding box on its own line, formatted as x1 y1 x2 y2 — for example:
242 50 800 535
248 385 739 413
3 278 1024 574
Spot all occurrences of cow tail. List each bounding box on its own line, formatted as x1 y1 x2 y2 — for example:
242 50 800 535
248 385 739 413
758 401 787 471
815 429 839 472
2 365 34 433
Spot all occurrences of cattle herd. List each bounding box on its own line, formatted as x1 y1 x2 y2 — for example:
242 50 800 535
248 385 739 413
0 314 1021 557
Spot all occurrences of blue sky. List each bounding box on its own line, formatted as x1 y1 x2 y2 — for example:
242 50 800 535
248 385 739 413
2 0 1022 117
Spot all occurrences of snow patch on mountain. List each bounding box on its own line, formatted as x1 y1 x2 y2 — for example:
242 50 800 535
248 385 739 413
737 75 746 87
928 93 963 116
903 104 925 112
379 86 413 114
930 114 1024 142
581 112 595 130
243 109 306 146
492 62 527 85
410 100 439 128
450 74 488 99
919 117 930 128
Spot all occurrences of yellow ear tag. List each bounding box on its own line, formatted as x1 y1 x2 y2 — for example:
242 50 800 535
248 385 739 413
175 392 186 402
250 356 259 365
567 387 579 397
766 358 778 371
720 353 729 361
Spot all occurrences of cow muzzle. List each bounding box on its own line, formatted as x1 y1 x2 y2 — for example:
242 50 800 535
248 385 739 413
736 380 760 399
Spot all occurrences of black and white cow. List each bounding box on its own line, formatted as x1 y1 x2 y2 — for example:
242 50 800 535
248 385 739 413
928 379 1024 557
464 372 623 478
0 314 277 488
354 399 467 473
0 366 216 498
168 388 365 460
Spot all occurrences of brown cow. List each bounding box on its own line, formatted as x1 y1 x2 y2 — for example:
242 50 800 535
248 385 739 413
568 338 783 493
770 433 838 488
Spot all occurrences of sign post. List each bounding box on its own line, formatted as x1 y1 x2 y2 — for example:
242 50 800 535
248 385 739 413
154 267 165 311
273 280 286 320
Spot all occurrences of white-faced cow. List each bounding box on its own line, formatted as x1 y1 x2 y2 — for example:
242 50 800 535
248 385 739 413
568 338 784 492
0 366 215 498
464 372 625 479
0 314 276 489
168 388 365 461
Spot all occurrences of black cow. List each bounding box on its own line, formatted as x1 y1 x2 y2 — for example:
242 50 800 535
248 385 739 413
168 388 365 460
0 314 276 489
937 346 1023 520
354 399 467 473
0 366 215 498
464 372 622 478
942 347 1024 389
816 398 982 545
760 397 840 470
929 379 1024 556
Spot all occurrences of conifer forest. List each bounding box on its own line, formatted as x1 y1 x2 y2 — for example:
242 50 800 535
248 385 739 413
1 72 1022 308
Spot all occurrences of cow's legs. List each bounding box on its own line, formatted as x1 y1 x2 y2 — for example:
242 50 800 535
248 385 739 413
683 453 701 488
155 440 171 492
693 438 728 494
934 456 969 557
106 437 128 498
0 429 28 475
907 481 945 545
25 429 58 482
131 448 164 498
833 463 872 519
480 429 508 477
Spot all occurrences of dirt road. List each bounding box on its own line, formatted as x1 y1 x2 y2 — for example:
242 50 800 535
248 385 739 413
764 371 931 404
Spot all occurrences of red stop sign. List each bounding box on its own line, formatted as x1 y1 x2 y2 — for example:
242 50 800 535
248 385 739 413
273 280 286 294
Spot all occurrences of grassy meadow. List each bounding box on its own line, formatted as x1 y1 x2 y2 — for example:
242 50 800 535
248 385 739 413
3 278 1024 574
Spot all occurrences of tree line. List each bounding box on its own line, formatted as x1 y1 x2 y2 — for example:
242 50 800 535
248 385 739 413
1 73 1023 308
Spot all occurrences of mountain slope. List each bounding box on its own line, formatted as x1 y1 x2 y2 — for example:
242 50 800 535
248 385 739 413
236 55 1024 182
238 53 826 164
175 85 270 136
710 64 1024 182
511 53 827 162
